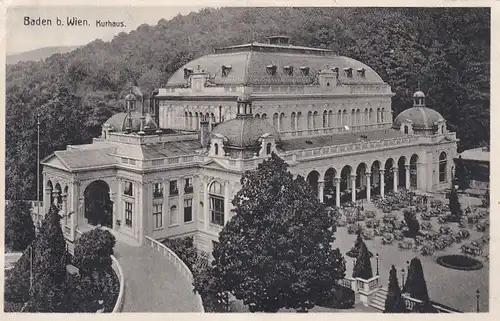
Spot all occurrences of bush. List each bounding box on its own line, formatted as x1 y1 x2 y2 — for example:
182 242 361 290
317 285 355 309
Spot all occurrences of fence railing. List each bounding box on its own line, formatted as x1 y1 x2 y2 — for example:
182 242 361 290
144 236 205 312
111 255 125 313
401 293 460 313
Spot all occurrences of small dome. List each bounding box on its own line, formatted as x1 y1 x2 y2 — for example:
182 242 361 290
393 107 444 130
125 93 136 101
413 90 426 98
104 112 157 132
237 93 252 103
211 117 280 148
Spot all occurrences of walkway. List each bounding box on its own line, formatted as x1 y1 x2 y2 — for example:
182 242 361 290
113 241 201 312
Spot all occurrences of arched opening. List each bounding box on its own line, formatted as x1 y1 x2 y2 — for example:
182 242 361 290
384 159 394 192
84 180 112 228
369 108 373 123
376 108 381 123
184 112 189 128
324 168 337 206
410 154 419 188
340 165 352 204
306 171 320 195
46 180 54 205
398 156 407 188
255 113 261 119
381 108 385 123
214 143 219 155
351 109 355 126
266 143 272 155
313 111 318 129
195 112 199 129
209 181 225 226
356 109 361 126
273 113 279 128
261 113 267 120
343 110 347 125
439 152 448 183
337 110 342 125
291 112 296 130
307 111 313 130
371 161 381 196
188 112 193 129
404 125 409 134
355 163 367 200
211 113 216 124
279 113 285 131
328 110 333 127
323 111 327 128
54 183 62 208
63 186 69 226
364 108 368 124
296 112 302 130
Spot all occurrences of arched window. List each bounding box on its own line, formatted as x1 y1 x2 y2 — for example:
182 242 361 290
255 113 260 119
279 113 285 131
266 143 272 155
369 108 373 123
188 112 193 129
381 108 385 123
313 111 318 129
364 109 368 124
404 126 409 134
211 113 216 124
323 111 327 128
328 110 333 127
439 152 447 182
262 113 267 120
351 109 356 125
214 143 219 155
343 110 348 125
195 112 200 129
273 113 279 128
356 109 361 126
307 111 313 130
209 181 224 226
170 205 178 226
376 108 381 123
291 112 296 130
338 110 342 125
297 112 302 130
184 112 189 128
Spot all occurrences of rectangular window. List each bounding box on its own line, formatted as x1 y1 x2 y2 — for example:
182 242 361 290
184 178 193 194
210 196 224 226
124 201 133 227
123 181 133 197
184 199 193 222
153 182 163 199
169 180 178 196
153 204 163 229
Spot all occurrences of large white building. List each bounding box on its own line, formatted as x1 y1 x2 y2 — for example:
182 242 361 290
41 36 458 253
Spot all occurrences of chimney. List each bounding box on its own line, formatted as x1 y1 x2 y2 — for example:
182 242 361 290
199 119 210 148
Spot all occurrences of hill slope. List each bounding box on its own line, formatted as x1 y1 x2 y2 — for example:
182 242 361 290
5 7 490 200
7 46 80 64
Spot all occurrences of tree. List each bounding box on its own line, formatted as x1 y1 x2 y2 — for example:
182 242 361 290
346 229 373 259
5 200 36 252
210 153 346 312
448 184 462 221
482 188 489 208
454 156 469 191
384 265 408 313
403 209 420 238
352 240 373 279
74 228 116 276
28 204 69 312
403 258 429 302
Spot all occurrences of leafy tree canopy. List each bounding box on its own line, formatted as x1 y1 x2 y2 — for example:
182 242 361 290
5 200 36 252
211 153 346 312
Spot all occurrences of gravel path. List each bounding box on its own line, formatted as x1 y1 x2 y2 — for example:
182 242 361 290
113 242 201 312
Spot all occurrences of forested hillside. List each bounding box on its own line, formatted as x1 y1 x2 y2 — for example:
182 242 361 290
5 7 490 200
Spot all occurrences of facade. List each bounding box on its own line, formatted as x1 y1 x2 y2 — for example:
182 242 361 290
41 36 458 253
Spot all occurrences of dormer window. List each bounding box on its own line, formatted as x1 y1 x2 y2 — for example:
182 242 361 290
344 68 353 78
184 68 193 79
266 65 277 76
284 65 294 75
221 65 232 77
300 66 310 76
357 68 366 78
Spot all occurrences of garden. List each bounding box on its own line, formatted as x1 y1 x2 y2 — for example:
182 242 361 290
4 203 119 313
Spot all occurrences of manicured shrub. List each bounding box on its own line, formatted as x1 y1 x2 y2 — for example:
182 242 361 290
384 265 408 313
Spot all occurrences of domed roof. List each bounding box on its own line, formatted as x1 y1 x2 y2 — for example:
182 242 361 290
166 42 385 87
104 112 157 132
211 117 280 148
393 107 445 130
413 91 426 98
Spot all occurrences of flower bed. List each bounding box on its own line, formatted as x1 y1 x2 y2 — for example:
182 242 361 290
437 255 483 271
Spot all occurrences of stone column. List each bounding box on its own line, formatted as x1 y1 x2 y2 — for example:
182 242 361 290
335 178 341 208
62 192 68 226
70 182 79 241
203 178 209 230
405 165 411 190
393 167 398 192
351 174 357 203
44 187 52 213
109 190 116 230
379 169 385 198
318 180 324 202
366 172 371 203
52 191 59 207
163 180 170 228
224 181 231 225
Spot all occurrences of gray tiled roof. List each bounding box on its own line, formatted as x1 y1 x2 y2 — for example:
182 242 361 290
393 107 444 129
279 129 406 151
459 148 489 162
211 117 280 147
166 51 384 87
54 148 117 170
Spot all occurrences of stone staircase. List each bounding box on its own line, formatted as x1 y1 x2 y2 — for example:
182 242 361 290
369 287 387 311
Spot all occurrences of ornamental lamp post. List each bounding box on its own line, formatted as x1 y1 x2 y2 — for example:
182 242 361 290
476 289 480 313
376 253 379 276
401 268 405 285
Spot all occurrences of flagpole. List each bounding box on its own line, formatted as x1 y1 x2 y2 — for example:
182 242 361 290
37 114 40 226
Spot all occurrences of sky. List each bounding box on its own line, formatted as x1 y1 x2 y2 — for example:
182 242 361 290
6 6 203 53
